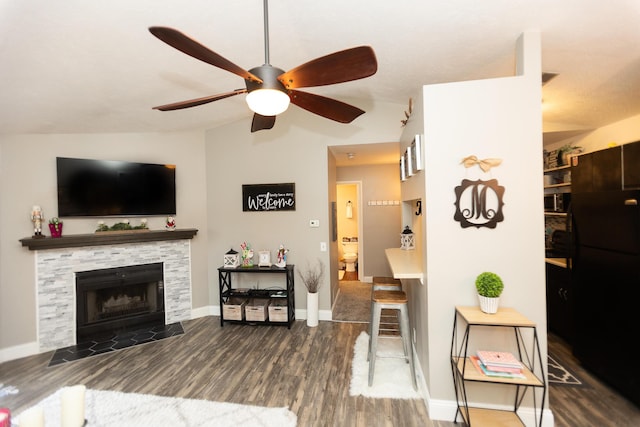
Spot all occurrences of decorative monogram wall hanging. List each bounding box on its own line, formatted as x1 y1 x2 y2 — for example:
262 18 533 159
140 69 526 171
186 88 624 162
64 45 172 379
454 156 505 229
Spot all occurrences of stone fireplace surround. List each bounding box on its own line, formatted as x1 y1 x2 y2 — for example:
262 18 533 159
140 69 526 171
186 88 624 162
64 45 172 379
21 230 197 352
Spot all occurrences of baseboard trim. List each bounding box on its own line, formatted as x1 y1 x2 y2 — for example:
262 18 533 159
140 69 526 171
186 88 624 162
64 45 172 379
0 341 39 363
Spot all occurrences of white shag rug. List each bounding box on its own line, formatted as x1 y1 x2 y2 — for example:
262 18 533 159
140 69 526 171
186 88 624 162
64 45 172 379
0 383 19 398
349 331 421 399
16 388 297 427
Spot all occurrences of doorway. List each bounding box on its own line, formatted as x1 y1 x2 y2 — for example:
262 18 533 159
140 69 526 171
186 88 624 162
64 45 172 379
336 181 363 281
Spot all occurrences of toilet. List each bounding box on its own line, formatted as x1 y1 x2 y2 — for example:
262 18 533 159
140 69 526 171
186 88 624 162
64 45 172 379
341 240 359 272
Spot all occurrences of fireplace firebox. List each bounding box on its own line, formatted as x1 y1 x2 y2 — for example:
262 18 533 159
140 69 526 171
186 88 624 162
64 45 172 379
76 263 165 342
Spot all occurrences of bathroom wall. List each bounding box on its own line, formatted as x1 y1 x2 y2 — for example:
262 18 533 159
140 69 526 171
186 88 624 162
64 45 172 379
336 183 358 261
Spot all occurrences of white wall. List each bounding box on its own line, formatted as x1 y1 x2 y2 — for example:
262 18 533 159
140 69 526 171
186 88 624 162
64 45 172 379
0 132 209 358
203 101 404 315
402 32 549 423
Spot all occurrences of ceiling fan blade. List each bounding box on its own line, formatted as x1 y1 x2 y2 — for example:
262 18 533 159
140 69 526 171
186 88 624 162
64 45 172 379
289 90 365 123
278 46 377 89
251 114 276 132
153 89 247 111
149 27 261 83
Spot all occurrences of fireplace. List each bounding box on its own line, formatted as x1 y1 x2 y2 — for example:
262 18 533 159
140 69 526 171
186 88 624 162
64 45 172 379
76 263 165 342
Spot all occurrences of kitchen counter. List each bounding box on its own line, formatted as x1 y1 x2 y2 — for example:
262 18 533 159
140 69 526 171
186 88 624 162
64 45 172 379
385 248 424 284
545 257 569 268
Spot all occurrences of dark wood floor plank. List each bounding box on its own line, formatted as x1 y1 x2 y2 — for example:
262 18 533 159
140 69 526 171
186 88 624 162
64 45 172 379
2 316 639 426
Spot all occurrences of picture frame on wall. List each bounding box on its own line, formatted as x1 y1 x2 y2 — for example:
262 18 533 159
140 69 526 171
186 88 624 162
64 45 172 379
411 134 423 172
405 146 414 177
331 201 337 241
400 156 407 181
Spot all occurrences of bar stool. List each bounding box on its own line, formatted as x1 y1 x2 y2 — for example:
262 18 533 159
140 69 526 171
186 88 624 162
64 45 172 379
369 277 402 340
368 289 417 390
372 276 402 290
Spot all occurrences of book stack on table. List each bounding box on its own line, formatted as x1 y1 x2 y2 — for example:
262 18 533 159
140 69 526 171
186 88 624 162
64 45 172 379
470 350 525 379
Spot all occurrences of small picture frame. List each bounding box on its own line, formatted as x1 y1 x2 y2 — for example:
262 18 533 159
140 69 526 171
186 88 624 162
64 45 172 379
258 250 271 267
400 156 407 181
405 146 414 177
411 134 423 172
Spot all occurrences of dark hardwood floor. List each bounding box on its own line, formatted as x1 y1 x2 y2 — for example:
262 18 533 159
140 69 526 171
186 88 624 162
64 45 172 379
1 318 451 427
1 316 638 426
547 333 640 427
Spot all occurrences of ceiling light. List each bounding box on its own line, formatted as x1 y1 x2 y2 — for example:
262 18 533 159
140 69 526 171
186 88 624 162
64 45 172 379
245 65 290 116
246 89 290 116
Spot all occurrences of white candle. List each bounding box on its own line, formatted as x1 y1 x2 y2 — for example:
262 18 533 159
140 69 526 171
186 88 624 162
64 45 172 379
61 385 86 427
17 406 44 427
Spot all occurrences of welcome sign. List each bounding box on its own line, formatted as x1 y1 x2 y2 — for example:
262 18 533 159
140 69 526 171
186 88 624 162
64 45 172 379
242 183 296 212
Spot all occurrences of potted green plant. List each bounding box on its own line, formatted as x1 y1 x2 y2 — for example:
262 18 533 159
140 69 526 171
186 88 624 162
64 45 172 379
557 143 582 166
475 272 504 314
298 259 325 327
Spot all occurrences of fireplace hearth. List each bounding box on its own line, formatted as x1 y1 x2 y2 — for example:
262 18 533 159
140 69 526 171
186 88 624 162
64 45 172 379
76 263 165 342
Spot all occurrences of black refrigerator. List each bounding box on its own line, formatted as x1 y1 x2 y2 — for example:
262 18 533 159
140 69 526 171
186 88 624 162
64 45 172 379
571 142 640 407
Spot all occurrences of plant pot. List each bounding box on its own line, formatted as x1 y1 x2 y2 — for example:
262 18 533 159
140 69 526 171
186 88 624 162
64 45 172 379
49 223 63 238
306 292 319 327
478 294 499 314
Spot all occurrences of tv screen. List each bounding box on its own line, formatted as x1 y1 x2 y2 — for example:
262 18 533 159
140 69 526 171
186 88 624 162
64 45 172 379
56 157 176 217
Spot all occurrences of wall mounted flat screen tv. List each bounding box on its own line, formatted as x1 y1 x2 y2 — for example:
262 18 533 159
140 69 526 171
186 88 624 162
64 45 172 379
56 157 176 217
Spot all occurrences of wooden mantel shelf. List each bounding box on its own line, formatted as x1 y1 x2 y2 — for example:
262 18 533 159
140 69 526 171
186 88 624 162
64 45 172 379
19 228 198 251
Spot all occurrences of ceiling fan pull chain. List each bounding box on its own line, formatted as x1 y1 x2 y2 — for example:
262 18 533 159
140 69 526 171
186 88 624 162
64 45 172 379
263 0 270 66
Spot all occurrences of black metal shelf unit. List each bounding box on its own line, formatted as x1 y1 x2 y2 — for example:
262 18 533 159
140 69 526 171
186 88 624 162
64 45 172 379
217 264 295 328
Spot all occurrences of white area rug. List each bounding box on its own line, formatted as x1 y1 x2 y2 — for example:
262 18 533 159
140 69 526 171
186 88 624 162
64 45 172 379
17 388 297 427
0 383 19 398
349 331 421 399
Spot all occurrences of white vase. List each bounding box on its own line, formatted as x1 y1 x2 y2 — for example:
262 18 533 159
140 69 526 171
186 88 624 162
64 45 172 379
307 292 319 327
478 294 500 314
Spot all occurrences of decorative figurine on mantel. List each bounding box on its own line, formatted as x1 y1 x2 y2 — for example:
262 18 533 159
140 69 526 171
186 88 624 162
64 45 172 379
165 216 176 231
240 242 254 267
31 205 44 238
275 244 288 268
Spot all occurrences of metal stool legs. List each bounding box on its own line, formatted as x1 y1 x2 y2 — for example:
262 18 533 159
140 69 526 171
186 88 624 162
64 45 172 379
368 290 417 390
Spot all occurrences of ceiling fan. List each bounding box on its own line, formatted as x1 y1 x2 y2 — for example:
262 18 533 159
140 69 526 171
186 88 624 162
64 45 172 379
149 0 377 132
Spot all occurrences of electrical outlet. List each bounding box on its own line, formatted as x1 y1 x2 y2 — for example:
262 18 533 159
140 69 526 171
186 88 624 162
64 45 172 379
309 219 320 227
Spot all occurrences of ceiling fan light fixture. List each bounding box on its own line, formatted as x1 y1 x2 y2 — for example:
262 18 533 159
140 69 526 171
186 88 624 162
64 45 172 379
246 88 290 116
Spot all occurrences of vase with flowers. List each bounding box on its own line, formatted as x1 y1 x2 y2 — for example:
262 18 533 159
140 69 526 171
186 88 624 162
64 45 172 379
298 259 325 327
49 217 63 238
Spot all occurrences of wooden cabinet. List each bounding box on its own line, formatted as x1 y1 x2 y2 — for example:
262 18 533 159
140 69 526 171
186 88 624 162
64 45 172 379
545 262 573 343
571 146 622 193
450 306 546 427
623 140 640 189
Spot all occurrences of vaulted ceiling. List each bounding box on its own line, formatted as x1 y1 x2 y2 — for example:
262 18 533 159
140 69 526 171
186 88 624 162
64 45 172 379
2 0 639 146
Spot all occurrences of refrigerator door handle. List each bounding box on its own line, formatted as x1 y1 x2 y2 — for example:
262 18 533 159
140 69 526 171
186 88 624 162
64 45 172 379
624 199 638 206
